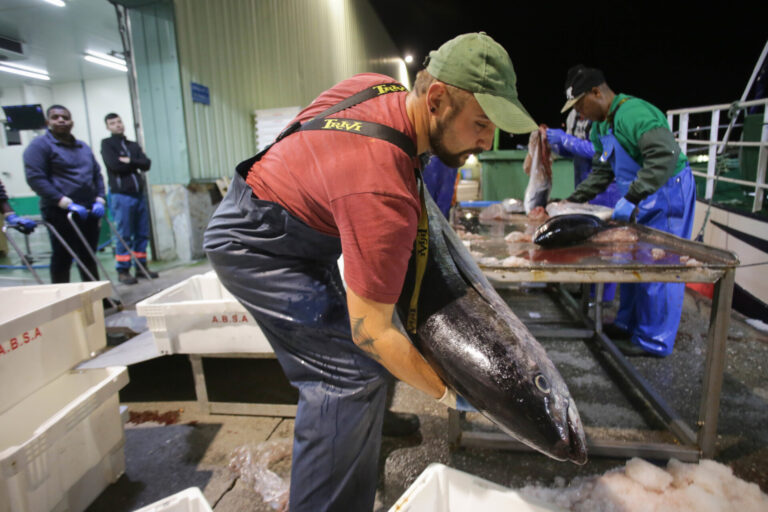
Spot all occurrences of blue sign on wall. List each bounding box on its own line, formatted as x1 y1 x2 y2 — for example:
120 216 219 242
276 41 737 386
191 82 210 105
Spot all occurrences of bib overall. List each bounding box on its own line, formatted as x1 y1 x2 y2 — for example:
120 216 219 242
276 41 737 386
204 83 417 511
599 125 695 356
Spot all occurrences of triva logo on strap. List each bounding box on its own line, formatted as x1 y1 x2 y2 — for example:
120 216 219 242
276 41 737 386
322 119 363 132
372 84 406 95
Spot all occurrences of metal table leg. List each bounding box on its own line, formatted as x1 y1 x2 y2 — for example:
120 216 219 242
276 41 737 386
594 283 604 333
698 268 735 458
447 409 462 447
189 354 211 414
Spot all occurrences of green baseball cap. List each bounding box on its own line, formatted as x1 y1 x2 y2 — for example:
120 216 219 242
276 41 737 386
425 32 537 134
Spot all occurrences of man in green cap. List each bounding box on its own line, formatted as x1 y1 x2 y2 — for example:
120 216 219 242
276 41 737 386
204 32 534 511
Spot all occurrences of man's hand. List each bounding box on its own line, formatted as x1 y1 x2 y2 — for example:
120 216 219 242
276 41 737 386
612 197 636 222
119 156 131 164
546 128 566 147
5 213 37 234
437 386 457 408
90 202 105 218
67 202 89 220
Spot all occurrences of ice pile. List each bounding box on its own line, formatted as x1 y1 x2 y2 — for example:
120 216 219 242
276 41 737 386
519 458 767 512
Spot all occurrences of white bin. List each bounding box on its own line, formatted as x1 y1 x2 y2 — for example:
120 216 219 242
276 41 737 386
136 271 272 355
132 487 213 512
0 366 129 512
0 281 111 414
389 464 566 512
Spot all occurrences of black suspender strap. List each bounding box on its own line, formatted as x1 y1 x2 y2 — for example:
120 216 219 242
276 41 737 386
298 117 416 157
312 82 408 119
236 82 412 178
234 80 429 332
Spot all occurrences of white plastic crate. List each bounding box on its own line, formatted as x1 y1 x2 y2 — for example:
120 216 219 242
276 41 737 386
136 271 272 355
132 487 213 512
0 366 129 512
0 281 111 414
389 464 566 512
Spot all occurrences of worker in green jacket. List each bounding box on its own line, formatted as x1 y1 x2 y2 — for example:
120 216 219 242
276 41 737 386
561 65 696 357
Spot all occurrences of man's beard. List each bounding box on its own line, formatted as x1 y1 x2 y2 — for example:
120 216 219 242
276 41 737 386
429 115 482 168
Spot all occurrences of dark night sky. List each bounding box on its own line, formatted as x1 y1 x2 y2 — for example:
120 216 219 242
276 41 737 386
369 1 767 147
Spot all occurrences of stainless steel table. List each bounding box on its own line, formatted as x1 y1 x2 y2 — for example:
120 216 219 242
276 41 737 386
448 211 740 461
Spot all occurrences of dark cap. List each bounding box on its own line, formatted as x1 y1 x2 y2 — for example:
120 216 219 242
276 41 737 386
560 65 605 113
425 32 537 133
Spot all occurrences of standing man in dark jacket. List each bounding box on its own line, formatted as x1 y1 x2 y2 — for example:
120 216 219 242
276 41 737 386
101 113 157 284
24 105 106 284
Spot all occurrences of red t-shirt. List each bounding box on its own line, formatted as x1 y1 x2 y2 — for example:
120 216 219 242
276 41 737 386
246 73 420 304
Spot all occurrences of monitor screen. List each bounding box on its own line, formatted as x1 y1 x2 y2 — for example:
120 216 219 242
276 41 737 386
2 104 46 131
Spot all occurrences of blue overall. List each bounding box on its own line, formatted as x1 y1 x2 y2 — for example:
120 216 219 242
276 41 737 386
110 192 150 271
599 129 696 356
422 155 457 219
204 81 417 511
205 175 389 511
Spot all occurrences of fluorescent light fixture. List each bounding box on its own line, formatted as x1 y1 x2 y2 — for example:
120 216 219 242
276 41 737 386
0 63 50 81
84 55 127 72
85 50 126 66
2 61 50 76
43 0 66 6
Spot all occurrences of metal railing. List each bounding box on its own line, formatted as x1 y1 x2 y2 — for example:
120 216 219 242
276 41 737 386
667 97 768 213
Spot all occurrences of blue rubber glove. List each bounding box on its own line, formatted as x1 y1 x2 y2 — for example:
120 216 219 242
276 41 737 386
90 201 105 219
5 213 37 234
560 135 595 159
68 202 89 220
546 128 566 147
612 197 636 222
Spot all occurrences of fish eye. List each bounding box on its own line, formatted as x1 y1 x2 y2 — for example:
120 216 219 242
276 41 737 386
534 374 550 394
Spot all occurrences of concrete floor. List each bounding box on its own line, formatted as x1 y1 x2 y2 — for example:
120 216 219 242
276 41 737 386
5 256 765 511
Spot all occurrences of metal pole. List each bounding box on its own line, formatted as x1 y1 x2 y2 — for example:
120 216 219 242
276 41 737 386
64 213 123 302
696 40 768 240
2 225 44 284
718 39 768 154
103 215 152 279
42 220 120 310
113 2 158 263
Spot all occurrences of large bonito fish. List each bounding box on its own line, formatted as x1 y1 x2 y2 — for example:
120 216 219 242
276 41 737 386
523 126 553 214
396 192 588 464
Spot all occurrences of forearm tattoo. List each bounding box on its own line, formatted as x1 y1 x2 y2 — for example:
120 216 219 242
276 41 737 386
350 316 381 361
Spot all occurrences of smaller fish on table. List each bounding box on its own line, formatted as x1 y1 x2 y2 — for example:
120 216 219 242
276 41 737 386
533 214 606 248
